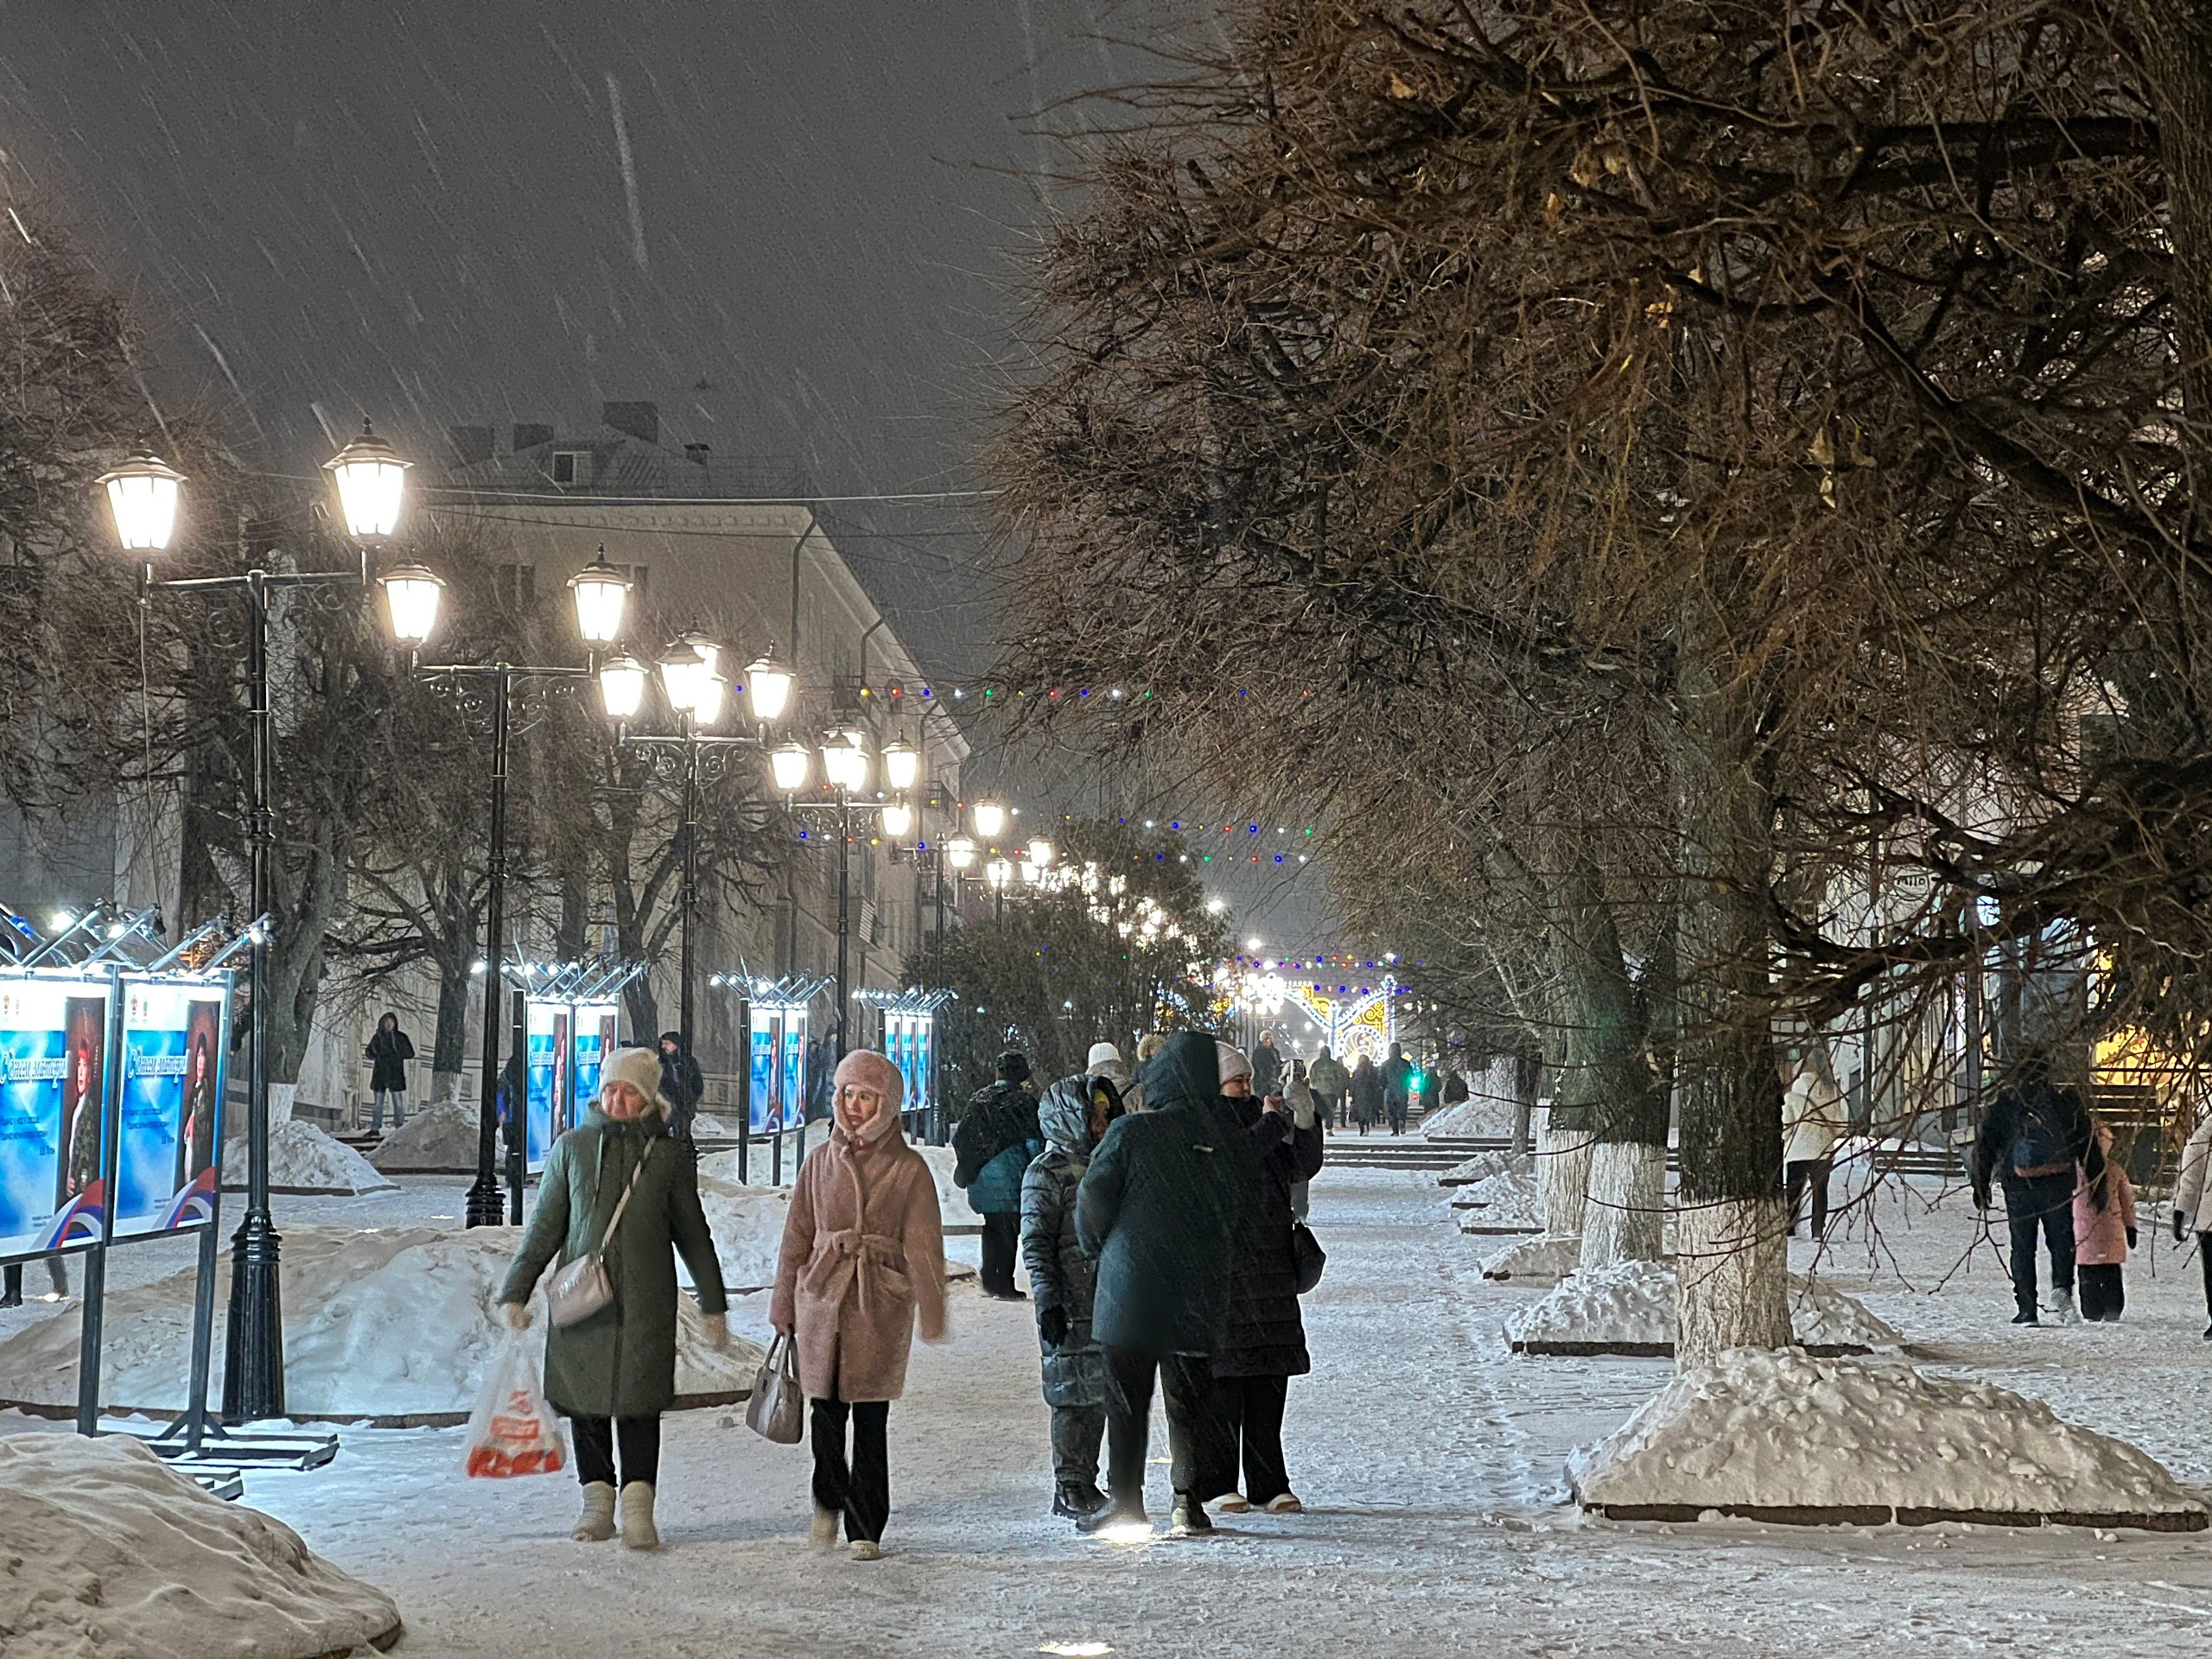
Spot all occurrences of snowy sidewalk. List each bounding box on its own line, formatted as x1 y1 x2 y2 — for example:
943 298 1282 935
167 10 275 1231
204 1167 2212 1656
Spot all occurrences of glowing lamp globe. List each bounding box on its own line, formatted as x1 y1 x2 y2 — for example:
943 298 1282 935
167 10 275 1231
1027 837 1055 868
880 739 920 792
96 450 186 552
324 420 410 539
691 673 728 728
568 552 632 645
744 646 794 723
598 655 649 721
658 640 714 718
971 800 1007 840
880 800 914 839
946 836 976 872
986 857 1013 891
769 741 812 793
378 560 446 646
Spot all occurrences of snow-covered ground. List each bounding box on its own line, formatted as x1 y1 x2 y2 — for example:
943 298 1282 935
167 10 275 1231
6 1164 2208 1656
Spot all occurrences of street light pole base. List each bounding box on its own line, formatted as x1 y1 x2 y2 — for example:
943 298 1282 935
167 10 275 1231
220 1210 286 1425
463 1174 506 1229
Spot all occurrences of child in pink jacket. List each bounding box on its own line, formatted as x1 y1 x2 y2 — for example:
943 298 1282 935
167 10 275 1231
2074 1121 2138 1322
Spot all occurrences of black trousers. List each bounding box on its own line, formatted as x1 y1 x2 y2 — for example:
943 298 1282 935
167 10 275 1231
1101 1347 1212 1513
2002 1173 2077 1315
1 1257 67 1304
570 1414 660 1488
980 1211 1020 1297
811 1389 891 1543
2077 1263 2126 1322
1192 1371 1292 1506
2201 1237 2212 1319
1785 1159 1833 1238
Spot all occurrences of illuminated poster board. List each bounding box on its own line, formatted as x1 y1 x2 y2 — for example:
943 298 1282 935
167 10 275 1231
572 1001 617 1125
0 975 111 1261
748 1007 779 1135
115 979 227 1238
524 1000 571 1173
779 1013 807 1132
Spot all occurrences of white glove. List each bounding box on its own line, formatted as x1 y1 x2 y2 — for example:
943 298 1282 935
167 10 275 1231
702 1313 731 1351
1287 1084 1318 1131
501 1302 533 1332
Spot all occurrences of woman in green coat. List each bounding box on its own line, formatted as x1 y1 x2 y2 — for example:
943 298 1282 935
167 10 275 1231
499 1045 730 1551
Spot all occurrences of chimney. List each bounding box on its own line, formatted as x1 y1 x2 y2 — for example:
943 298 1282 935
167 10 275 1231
683 442 711 465
448 424 495 467
602 400 659 446
513 423 554 451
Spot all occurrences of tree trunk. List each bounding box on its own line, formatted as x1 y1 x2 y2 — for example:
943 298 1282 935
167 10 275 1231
1537 1099 1596 1237
1669 579 1790 1364
2137 3 2212 537
433 958 470 1079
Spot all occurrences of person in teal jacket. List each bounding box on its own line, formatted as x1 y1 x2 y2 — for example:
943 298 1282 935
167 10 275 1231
955 1052 1042 1299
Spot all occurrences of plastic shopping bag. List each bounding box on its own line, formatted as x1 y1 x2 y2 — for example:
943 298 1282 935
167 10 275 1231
463 1331 568 1478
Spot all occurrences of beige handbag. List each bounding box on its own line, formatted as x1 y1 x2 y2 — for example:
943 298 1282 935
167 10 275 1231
546 1147 650 1328
746 1333 804 1444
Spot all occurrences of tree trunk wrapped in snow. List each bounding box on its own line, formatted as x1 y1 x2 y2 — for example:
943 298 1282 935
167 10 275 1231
1579 1140 1668 1268
1675 1195 1789 1363
1537 1103 1595 1238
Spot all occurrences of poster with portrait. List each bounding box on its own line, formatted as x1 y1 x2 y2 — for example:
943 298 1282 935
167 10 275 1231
779 1010 808 1132
524 1000 570 1174
115 979 227 1237
0 975 112 1262
747 1007 779 1135
572 1001 617 1123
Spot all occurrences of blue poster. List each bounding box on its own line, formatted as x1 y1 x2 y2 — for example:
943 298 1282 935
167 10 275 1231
0 976 111 1261
748 1010 778 1135
573 1002 615 1128
524 1000 569 1173
914 1020 932 1121
115 982 225 1237
779 1015 806 1131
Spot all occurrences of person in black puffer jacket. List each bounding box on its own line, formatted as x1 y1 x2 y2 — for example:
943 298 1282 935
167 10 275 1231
1022 1065 1124 1520
1194 1041 1324 1516
1972 1049 2104 1326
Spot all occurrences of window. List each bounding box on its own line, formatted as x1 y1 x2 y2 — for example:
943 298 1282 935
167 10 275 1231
621 563 648 601
551 450 588 486
493 563 537 608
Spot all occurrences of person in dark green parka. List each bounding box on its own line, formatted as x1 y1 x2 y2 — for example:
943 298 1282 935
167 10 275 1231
499 1045 729 1551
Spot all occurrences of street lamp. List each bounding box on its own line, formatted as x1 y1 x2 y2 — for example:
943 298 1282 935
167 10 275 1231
745 645 794 723
986 855 1013 925
880 800 914 840
598 654 649 721
658 639 716 719
392 551 632 1228
101 425 408 1427
769 740 811 793
971 800 1007 841
946 836 976 872
1027 836 1055 869
773 729 881 1061
880 738 920 793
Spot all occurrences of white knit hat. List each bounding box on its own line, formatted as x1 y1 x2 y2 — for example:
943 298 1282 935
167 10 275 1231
1216 1042 1252 1084
600 1046 669 1116
1087 1041 1125 1071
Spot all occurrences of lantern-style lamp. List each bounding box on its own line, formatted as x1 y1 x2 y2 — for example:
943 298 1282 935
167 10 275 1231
880 738 920 793
378 561 446 646
568 552 631 645
324 420 410 539
769 741 812 793
971 800 1007 841
599 655 649 721
96 450 186 552
745 645 795 723
946 836 976 872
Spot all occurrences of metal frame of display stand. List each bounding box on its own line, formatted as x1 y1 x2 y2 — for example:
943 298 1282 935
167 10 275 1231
0 910 338 1478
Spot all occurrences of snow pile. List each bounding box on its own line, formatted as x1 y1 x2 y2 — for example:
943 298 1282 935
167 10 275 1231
693 1176 796 1292
0 1224 762 1421
0 1432 403 1656
1453 1166 1544 1231
913 1143 983 1228
225 1118 394 1193
1440 1149 1532 1187
1478 1231 1585 1283
1421 1097 1517 1139
692 1112 730 1136
1569 1348 2211 1529
1506 1260 1902 1356
369 1100 483 1171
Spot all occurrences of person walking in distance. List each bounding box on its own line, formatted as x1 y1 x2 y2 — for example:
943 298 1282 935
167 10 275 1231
658 1032 705 1143
2073 1120 2136 1322
1350 1053 1383 1135
364 1011 415 1135
954 1052 1042 1300
2173 1108 2212 1339
1250 1030 1284 1098
1075 1032 1256 1537
498 1046 732 1551
1382 1041 1414 1135
1022 1060 1125 1519
1307 1046 1349 1130
1782 1045 1847 1239
1199 1043 1325 1516
1971 1048 2104 1325
772 1051 949 1560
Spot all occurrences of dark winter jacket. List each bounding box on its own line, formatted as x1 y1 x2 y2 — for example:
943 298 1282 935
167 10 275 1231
1350 1062 1384 1126
955 1078 1042 1215
499 1109 729 1417
1021 1073 1120 1408
1972 1074 2105 1204
658 1039 705 1136
365 1026 416 1093
1077 1033 1257 1356
1214 1096 1325 1377
1382 1054 1414 1108
1250 1041 1284 1097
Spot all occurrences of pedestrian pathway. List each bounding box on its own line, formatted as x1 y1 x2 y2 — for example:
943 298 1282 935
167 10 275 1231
236 1167 2212 1657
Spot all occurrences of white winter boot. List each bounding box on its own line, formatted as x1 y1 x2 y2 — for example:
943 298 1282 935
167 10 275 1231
573 1481 618 1542
619 1482 660 1550
2050 1287 2081 1325
811 1505 841 1553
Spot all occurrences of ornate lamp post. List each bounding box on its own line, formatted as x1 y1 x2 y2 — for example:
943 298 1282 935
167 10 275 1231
379 550 632 1225
96 421 407 1423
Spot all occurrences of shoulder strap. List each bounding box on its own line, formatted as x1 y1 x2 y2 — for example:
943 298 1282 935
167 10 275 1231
594 1141 652 1253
